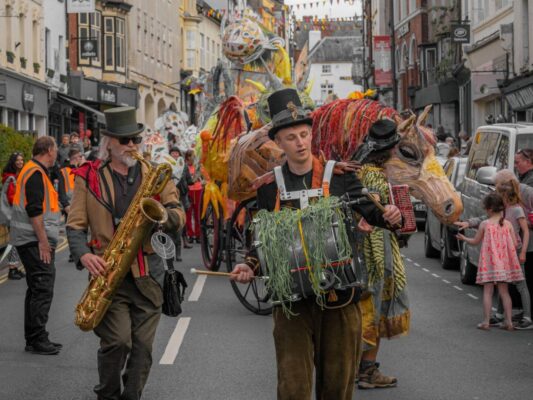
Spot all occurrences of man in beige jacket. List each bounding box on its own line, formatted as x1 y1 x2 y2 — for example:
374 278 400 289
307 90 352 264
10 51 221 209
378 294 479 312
67 106 185 400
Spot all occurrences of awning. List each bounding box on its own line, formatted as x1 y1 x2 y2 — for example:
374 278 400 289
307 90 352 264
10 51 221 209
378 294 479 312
57 93 105 124
414 80 459 109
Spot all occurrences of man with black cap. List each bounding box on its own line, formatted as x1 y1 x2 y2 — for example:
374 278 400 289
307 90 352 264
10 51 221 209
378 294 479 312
231 88 403 399
354 118 410 390
67 106 185 400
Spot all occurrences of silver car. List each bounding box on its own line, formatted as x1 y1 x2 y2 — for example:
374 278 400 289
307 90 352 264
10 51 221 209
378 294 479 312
459 123 533 284
424 156 468 269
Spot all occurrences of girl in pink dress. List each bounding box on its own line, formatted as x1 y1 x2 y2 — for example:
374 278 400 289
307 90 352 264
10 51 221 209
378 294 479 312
457 193 524 331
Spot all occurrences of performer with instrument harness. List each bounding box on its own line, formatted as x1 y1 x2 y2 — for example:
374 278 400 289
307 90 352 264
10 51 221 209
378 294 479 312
231 88 403 400
67 107 185 400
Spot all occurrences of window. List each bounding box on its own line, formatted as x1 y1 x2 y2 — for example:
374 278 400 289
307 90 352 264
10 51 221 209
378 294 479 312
496 0 511 10
104 17 114 69
32 19 39 64
186 30 196 69
200 33 205 67
7 109 18 130
320 83 334 102
19 14 26 60
45 28 51 70
206 38 210 68
494 135 509 170
322 64 331 74
116 18 125 70
465 132 500 179
78 11 101 66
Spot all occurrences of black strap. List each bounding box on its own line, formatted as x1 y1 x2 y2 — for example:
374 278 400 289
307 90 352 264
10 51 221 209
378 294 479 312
101 165 119 229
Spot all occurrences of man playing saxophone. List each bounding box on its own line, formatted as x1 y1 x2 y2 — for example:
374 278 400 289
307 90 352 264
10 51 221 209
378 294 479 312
66 106 185 400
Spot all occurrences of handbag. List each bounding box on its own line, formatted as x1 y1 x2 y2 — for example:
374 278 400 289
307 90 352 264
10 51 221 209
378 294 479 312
0 176 16 226
162 262 188 317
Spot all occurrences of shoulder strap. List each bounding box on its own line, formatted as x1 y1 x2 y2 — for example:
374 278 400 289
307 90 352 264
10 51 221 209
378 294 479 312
273 166 286 196
322 160 336 197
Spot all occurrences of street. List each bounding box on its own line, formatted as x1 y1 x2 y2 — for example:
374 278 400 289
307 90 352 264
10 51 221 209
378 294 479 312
0 232 532 400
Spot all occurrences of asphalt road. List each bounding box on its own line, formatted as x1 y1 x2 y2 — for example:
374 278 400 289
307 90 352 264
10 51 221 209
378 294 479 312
0 232 532 400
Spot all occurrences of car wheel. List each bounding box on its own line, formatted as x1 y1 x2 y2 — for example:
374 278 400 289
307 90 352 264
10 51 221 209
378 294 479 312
459 245 477 285
424 220 439 258
440 228 459 270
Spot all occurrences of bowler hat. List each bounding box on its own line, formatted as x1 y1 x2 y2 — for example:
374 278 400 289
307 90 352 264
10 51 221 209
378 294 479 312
102 106 144 138
366 119 400 152
352 119 400 162
267 88 313 140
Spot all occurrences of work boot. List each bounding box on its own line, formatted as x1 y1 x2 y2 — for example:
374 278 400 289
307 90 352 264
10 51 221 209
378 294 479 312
358 363 397 389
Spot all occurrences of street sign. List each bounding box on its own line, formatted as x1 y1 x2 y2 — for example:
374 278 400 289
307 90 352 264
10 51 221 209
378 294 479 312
98 83 117 104
451 24 470 43
80 39 98 58
67 0 95 14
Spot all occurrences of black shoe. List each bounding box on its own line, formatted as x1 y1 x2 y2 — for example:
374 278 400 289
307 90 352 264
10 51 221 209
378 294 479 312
25 341 62 352
68 254 74 263
194 238 201 244
29 341 60 355
176 257 183 262
8 269 24 280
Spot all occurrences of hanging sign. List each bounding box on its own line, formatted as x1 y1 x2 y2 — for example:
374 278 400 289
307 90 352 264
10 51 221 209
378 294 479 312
374 36 392 87
451 24 470 43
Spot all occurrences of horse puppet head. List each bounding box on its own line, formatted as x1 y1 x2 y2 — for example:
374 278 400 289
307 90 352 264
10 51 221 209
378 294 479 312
385 106 463 225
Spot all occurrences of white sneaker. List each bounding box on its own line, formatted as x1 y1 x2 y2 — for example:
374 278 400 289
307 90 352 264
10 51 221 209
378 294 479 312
515 317 533 330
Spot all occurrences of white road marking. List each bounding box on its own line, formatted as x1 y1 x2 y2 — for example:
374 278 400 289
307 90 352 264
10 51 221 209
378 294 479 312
188 275 207 302
159 317 191 365
432 273 440 278
414 262 420 267
422 268 429 272
467 294 478 300
453 285 463 291
406 258 412 262
442 279 451 284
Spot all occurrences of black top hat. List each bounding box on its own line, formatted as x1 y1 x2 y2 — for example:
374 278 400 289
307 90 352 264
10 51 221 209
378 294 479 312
352 119 400 161
102 106 144 138
267 88 313 140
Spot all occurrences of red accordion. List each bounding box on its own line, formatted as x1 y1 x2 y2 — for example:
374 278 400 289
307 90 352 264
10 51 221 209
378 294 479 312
388 184 417 234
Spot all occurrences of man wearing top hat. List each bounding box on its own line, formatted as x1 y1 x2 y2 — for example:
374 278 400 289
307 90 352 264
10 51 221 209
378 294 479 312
67 106 185 400
231 88 403 400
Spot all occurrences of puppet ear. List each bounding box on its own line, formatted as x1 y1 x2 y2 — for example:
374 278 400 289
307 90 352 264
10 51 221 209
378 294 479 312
417 105 432 127
397 115 416 133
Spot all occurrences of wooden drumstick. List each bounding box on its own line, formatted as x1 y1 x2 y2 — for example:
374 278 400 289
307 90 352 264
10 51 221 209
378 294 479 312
190 268 234 277
190 268 258 279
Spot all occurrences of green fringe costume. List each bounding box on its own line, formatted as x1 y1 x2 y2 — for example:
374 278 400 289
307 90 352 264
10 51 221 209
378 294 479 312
357 164 410 350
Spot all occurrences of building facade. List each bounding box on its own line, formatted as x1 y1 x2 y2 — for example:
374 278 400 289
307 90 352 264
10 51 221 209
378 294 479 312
128 0 181 129
0 0 49 136
44 0 69 139
463 0 513 132
307 34 364 105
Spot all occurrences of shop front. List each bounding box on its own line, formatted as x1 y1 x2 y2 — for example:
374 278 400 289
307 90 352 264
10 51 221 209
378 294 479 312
58 73 138 145
0 67 49 136
502 73 533 121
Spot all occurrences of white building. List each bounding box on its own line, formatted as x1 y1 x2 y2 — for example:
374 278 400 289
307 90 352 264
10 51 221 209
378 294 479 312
43 0 67 93
462 0 514 131
307 33 363 106
0 0 48 136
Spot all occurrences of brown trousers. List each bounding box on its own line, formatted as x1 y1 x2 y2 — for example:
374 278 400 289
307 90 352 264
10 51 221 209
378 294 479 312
93 274 161 400
273 298 362 400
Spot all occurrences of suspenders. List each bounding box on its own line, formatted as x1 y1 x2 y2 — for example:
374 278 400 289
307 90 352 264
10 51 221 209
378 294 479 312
273 161 336 209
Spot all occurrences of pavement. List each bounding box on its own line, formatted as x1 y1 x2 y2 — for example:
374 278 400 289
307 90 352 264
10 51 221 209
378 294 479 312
0 232 532 400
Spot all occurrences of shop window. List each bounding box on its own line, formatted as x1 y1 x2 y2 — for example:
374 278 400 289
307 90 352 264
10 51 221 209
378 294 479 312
186 30 196 69
7 109 18 130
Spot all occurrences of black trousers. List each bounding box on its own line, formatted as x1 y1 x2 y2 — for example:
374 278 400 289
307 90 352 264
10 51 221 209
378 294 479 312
93 274 161 400
525 253 533 305
16 244 56 345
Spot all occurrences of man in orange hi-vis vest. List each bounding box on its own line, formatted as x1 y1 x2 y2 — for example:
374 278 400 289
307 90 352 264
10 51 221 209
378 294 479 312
10 136 61 356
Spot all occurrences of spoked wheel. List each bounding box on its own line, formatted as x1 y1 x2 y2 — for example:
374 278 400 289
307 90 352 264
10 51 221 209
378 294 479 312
226 198 272 315
200 196 223 271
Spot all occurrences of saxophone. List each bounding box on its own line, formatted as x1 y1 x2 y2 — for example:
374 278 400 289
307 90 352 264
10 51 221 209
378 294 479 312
75 151 173 331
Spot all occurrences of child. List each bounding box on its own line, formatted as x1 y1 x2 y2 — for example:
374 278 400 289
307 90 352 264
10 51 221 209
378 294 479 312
457 193 524 331
495 181 532 329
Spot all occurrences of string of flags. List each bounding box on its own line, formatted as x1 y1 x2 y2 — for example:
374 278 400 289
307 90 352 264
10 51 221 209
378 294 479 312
289 0 358 10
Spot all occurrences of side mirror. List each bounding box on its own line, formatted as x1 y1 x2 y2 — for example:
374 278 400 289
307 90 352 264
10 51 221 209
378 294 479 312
475 166 498 185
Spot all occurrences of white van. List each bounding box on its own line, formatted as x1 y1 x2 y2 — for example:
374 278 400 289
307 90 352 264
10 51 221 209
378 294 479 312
460 123 533 283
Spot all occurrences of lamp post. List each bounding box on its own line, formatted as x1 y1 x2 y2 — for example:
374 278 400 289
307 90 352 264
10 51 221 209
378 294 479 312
389 0 397 110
